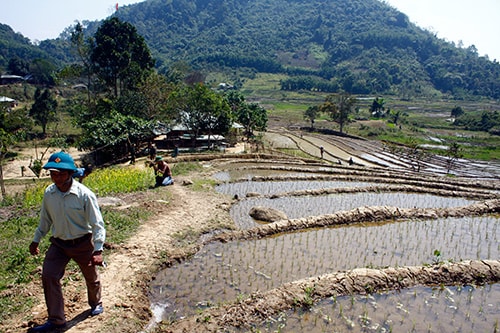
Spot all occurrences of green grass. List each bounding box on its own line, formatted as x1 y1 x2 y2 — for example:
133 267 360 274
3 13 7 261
85 166 155 196
170 161 204 176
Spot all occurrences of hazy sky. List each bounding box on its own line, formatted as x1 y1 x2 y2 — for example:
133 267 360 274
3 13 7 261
384 0 500 60
0 1 144 40
1 0 499 60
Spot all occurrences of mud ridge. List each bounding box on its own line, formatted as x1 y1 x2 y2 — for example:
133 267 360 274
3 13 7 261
264 184 498 200
227 165 499 191
212 199 500 242
168 260 500 331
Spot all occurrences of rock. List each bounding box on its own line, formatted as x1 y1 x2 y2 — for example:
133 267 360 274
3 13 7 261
249 206 288 222
246 192 261 197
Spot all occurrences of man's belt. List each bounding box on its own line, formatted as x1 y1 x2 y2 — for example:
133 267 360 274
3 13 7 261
54 233 91 245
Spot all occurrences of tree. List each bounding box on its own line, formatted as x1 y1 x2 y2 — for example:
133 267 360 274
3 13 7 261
450 106 464 118
404 138 429 172
70 22 95 103
388 109 404 126
226 91 268 139
172 83 232 148
30 59 57 86
370 97 385 117
8 57 30 76
137 72 176 120
0 102 32 198
304 105 320 129
236 103 268 140
29 88 58 136
445 142 463 174
78 110 155 163
91 17 155 97
319 92 356 134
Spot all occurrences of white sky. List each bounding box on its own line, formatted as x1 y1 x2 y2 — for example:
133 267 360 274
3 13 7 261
0 1 144 41
0 0 499 60
384 0 500 60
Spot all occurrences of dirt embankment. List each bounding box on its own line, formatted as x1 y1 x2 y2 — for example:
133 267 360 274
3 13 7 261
165 260 500 332
212 199 500 243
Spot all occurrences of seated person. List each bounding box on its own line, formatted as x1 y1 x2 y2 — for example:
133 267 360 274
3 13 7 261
153 156 173 187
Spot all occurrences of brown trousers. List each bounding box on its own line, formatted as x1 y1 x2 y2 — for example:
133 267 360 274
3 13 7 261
42 235 101 325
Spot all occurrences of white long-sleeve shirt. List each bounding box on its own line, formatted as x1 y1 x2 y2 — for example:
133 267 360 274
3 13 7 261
33 180 106 252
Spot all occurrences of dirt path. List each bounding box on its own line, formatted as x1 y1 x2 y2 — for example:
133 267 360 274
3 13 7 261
68 177 234 333
3 169 234 333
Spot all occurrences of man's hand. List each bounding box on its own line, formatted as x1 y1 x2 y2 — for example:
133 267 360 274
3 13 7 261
29 242 39 255
89 251 104 266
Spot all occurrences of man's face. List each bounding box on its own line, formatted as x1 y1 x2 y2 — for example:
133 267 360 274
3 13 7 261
50 170 73 189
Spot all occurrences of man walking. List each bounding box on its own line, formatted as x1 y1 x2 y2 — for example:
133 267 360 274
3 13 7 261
28 151 106 332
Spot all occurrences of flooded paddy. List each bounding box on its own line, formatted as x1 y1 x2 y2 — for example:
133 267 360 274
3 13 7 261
216 180 380 197
213 170 306 182
150 215 499 321
229 191 475 229
151 161 499 331
252 284 500 333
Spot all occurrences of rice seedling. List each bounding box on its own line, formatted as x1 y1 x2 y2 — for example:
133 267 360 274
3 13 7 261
150 214 499 322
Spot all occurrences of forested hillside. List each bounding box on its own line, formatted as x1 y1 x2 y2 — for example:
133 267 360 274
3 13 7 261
1 0 500 99
0 24 48 69
100 0 499 99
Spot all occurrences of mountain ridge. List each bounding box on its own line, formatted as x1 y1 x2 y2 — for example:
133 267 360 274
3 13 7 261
1 0 499 99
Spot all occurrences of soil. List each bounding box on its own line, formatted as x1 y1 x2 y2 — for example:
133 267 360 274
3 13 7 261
1 132 499 333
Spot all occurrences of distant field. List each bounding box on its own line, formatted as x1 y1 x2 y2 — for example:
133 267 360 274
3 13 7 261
241 73 500 161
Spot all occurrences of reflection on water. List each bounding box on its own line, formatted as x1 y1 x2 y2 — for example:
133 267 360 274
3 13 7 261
216 180 379 197
230 192 474 229
149 216 499 321
251 284 500 333
213 170 306 182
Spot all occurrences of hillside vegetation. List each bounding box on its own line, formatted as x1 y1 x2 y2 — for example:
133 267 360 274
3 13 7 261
1 0 499 99
96 0 500 99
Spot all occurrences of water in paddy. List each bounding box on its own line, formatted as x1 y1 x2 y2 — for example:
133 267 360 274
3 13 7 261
149 215 499 321
250 284 500 333
216 180 379 197
212 170 306 182
230 192 475 229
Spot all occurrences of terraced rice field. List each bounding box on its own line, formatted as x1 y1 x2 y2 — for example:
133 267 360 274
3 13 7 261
150 146 499 331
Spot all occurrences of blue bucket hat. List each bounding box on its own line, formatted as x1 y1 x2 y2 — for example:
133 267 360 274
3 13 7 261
43 151 77 172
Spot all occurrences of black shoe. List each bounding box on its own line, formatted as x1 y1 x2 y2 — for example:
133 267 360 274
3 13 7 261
90 304 104 316
28 321 66 332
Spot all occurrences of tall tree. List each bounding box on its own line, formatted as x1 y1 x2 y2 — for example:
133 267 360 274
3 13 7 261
304 105 320 129
70 22 95 103
173 83 231 147
90 17 155 97
319 92 356 134
445 142 463 174
235 103 268 139
370 97 385 117
137 72 176 120
226 91 268 139
29 88 58 136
